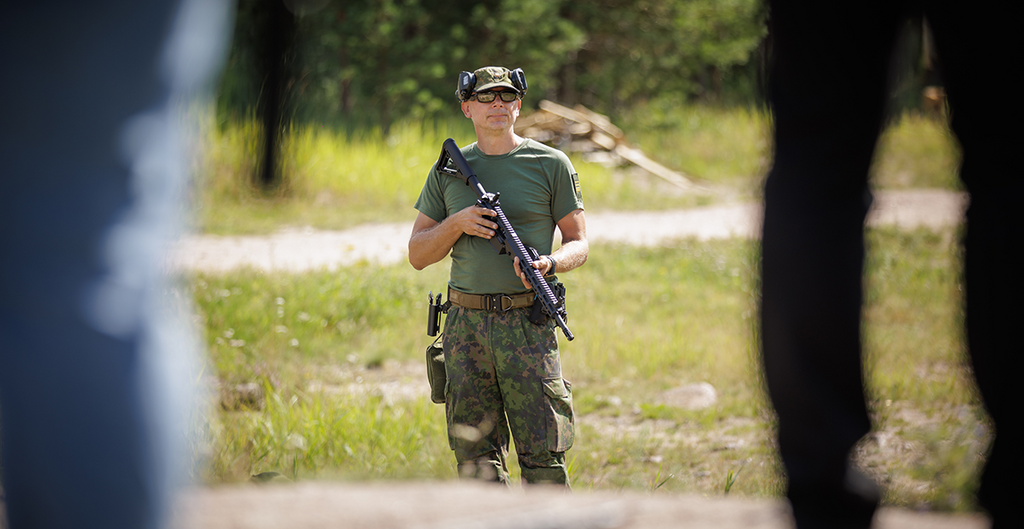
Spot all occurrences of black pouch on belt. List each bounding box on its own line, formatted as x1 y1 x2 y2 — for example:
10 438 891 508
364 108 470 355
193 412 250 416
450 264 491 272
424 290 448 403
528 282 568 326
425 336 446 404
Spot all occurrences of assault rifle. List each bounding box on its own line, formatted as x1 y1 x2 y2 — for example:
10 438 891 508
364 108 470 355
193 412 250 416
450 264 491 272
435 138 575 341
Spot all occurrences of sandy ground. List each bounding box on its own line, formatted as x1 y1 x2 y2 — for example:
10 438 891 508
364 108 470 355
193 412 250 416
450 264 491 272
1 479 988 529
170 190 966 273
170 480 989 529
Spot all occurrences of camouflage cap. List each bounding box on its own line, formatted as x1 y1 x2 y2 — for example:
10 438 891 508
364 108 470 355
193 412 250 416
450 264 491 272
473 66 519 93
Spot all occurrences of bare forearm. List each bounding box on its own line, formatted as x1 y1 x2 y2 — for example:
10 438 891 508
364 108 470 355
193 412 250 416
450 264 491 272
408 220 462 270
550 238 588 274
409 205 499 270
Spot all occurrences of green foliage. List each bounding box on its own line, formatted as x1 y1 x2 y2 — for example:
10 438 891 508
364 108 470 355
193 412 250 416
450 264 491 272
215 0 278 125
650 464 674 491
564 0 766 113
724 465 742 494
218 0 768 132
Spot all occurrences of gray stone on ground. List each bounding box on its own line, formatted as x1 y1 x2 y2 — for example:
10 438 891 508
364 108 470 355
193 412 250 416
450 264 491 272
660 382 717 410
220 381 265 411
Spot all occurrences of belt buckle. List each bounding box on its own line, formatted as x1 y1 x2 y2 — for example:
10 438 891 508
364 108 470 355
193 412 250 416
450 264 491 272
489 294 514 312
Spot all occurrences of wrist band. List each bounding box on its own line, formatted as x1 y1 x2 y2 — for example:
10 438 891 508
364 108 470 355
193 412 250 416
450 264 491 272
546 256 557 275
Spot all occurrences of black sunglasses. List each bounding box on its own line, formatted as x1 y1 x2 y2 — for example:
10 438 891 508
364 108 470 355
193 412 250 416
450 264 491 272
472 90 519 103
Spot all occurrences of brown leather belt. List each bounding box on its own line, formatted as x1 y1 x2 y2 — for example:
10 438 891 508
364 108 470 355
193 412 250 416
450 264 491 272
447 287 535 312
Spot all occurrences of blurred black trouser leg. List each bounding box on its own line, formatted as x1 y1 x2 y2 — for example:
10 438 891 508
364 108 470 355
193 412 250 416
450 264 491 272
761 2 905 527
925 3 1024 527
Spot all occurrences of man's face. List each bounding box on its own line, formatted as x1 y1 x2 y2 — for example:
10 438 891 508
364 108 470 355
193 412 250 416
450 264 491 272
461 89 521 133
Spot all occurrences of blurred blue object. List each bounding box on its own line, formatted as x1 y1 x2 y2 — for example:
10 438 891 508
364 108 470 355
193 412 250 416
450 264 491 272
0 1 233 528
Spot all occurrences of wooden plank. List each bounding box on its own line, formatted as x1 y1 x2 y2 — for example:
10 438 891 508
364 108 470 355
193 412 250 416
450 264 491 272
614 145 702 191
516 109 566 135
522 100 705 193
538 100 591 125
573 104 624 140
590 131 617 151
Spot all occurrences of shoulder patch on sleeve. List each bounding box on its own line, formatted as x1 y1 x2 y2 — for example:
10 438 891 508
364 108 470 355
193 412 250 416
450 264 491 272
571 173 583 202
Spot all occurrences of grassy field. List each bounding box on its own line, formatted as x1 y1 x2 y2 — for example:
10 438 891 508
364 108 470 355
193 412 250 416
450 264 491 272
191 228 983 511
188 106 981 511
196 106 960 235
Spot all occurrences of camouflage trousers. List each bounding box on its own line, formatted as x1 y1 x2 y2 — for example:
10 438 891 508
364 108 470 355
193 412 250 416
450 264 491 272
442 304 574 486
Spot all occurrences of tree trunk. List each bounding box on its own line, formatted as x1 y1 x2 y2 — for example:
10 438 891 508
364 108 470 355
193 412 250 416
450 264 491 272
257 0 295 189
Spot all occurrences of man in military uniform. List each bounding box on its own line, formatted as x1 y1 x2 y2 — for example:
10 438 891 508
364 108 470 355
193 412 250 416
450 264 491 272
408 66 588 486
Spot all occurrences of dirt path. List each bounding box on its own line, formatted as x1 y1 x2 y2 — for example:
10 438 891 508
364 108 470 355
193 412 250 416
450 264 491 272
171 190 966 273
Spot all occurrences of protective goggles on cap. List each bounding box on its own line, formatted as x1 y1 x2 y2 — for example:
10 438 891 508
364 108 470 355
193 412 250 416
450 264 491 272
471 90 520 103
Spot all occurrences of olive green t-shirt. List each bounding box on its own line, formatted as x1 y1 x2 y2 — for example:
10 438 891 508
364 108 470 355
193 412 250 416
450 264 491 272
414 139 585 295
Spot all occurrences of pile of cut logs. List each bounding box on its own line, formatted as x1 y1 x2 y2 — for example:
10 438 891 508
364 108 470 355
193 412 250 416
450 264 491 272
515 100 701 191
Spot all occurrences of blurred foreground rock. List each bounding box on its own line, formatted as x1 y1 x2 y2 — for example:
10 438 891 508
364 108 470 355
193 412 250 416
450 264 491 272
220 382 266 411
170 481 988 529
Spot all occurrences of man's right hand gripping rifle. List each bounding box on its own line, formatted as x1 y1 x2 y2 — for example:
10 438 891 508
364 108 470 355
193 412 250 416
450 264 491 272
434 138 574 341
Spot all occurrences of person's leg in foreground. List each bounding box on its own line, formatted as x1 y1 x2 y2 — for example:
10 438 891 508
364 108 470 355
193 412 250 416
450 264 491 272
760 2 904 527
925 3 1024 526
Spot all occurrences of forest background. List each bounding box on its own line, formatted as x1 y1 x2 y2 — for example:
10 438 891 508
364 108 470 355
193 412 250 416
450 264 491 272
217 0 933 187
221 0 768 132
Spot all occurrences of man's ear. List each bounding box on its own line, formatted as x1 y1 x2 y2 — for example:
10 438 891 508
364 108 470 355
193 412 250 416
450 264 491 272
461 101 472 118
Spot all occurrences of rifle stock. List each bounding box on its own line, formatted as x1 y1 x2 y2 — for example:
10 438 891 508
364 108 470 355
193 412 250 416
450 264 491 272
435 138 575 341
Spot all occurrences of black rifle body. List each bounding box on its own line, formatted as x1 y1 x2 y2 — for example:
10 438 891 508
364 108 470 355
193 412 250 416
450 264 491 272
435 138 574 341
